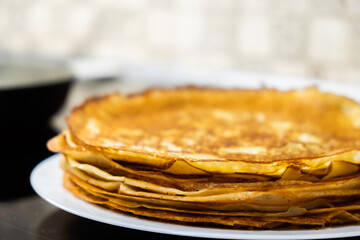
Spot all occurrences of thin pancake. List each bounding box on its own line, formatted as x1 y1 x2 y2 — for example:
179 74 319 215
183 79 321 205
49 131 360 181
64 173 360 228
65 87 360 175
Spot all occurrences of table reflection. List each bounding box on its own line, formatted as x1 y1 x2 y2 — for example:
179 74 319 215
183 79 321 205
0 195 190 240
1 195 360 240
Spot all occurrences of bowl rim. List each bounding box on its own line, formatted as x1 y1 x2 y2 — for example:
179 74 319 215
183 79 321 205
0 56 74 90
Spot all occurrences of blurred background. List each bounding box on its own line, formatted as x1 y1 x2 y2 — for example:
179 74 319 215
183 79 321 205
0 0 359 82
1 0 360 199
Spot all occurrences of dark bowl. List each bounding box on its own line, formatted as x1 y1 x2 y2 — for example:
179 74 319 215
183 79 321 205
0 57 74 199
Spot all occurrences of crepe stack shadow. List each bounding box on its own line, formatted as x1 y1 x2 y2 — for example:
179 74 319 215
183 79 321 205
47 87 360 229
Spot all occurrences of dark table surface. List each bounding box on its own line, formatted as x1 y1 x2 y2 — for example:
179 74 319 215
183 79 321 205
0 193 196 240
1 193 360 240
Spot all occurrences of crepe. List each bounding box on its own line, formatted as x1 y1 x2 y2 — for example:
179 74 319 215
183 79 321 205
48 87 360 229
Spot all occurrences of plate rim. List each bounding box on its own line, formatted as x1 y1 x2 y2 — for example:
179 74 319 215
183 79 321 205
31 154 360 240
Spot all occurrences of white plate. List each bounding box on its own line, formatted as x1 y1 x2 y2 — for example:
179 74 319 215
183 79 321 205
31 78 360 239
31 155 360 240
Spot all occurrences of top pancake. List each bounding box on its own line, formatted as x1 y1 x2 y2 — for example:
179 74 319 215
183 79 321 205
66 87 360 173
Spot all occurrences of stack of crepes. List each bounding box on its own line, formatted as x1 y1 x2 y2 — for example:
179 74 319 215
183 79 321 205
47 87 360 229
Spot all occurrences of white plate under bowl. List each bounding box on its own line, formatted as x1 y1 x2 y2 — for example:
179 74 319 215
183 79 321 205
31 155 360 240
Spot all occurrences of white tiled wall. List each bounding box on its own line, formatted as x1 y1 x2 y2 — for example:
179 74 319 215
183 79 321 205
0 0 359 83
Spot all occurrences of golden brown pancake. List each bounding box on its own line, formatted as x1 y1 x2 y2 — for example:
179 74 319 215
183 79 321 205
48 86 360 229
63 172 360 229
65 87 360 176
